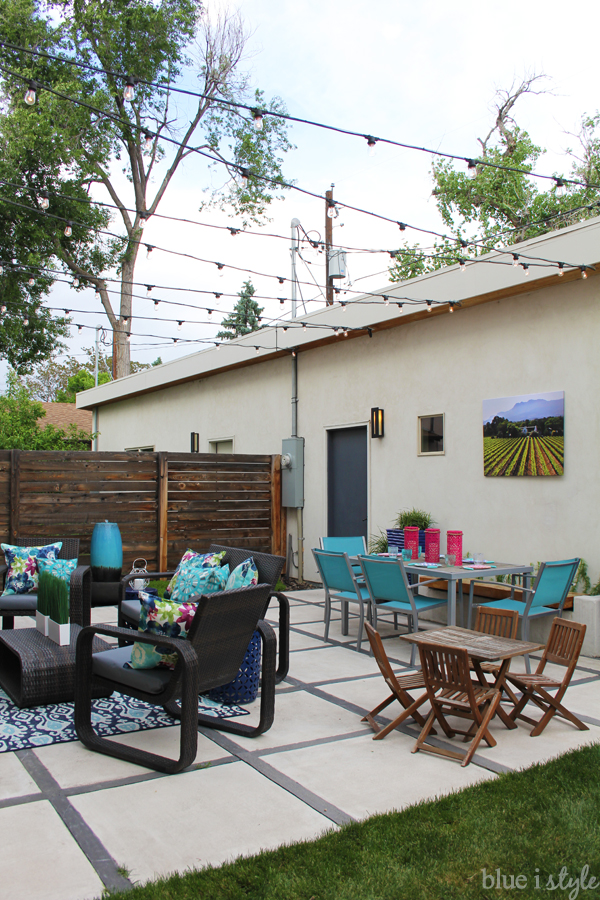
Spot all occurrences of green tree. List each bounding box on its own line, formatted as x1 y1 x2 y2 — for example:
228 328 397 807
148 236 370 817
0 375 92 449
389 76 600 281
0 1 292 378
217 280 264 339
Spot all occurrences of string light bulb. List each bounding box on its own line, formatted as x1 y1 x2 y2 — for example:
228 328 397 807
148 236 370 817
146 244 154 259
78 325 83 334
459 259 466 272
466 159 477 178
398 222 406 231
426 300 432 312
240 168 250 189
449 302 455 313
207 309 213 316
177 320 183 330
154 300 159 309
123 77 136 102
522 264 530 276
278 276 285 284
215 342 220 350
143 130 153 151
397 302 403 313
366 135 378 157
581 266 588 279
23 316 29 326
383 295 390 306
28 277 35 286
326 201 338 219
39 191 49 210
557 263 564 277
279 298 285 305
72 278 79 288
0 305 5 313
24 81 36 105
146 285 153 296
138 215 146 229
251 109 264 131
512 254 519 267
303 323 307 331
554 177 565 197
255 346 260 354
64 221 72 237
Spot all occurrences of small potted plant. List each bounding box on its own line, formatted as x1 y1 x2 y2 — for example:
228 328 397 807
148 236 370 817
39 572 70 645
387 508 436 555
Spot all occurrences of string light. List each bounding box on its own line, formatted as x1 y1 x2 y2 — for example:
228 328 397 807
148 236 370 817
143 130 153 150
581 266 588 279
146 285 153 295
558 263 564 277
72 277 79 287
39 191 49 210
554 177 565 197
177 320 183 330
426 300 432 312
397 302 403 313
449 302 455 313
522 264 530 276
512 254 519 267
366 136 378 157
215 342 220 350
23 316 28 325
0 304 5 313
279 298 285 305
251 109 264 131
24 80 36 105
278 276 285 284
64 221 72 237
255 346 260 354
383 295 390 306
326 200 338 219
138 214 147 229
28 277 34 286
146 245 154 259
240 168 250 189
459 259 466 272
398 222 406 231
123 77 136 102
78 325 83 334
154 299 159 309
466 159 477 178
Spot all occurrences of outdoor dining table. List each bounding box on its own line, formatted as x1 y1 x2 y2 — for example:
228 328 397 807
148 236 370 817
400 625 544 729
375 557 534 627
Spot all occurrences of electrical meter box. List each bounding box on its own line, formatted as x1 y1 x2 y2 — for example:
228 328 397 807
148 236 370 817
328 249 347 279
281 437 304 508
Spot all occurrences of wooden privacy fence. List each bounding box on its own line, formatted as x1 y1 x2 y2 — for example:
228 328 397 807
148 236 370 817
0 450 285 572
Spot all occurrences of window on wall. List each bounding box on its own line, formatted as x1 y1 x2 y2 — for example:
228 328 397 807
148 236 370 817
209 439 234 454
125 445 154 452
418 415 444 455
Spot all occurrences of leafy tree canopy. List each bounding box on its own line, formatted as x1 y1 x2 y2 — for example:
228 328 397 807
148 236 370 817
389 76 600 282
217 279 264 339
0 1 293 377
0 373 92 448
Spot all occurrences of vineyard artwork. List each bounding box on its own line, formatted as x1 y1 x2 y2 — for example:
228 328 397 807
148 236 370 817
483 391 564 477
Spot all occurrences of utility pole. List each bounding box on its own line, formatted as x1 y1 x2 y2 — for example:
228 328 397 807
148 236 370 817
291 218 300 319
325 185 334 306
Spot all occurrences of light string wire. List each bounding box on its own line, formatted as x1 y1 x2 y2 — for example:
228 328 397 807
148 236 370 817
2 61 595 267
3 38 599 192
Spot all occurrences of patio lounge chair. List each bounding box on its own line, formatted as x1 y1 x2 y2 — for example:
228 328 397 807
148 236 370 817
75 582 274 774
312 548 371 651
466 557 580 673
0 537 91 630
412 642 501 767
506 617 588 737
358 554 447 666
362 622 429 739
117 544 289 681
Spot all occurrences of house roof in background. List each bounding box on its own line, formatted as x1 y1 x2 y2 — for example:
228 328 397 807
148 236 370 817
76 216 600 410
38 402 93 433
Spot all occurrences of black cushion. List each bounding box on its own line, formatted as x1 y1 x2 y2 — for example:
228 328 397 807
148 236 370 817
92 645 172 695
0 593 37 612
121 599 141 623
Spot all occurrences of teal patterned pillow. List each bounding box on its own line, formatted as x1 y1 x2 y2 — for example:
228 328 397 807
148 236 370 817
164 549 226 599
1 542 63 596
129 593 199 670
225 557 259 591
37 557 77 596
170 559 229 604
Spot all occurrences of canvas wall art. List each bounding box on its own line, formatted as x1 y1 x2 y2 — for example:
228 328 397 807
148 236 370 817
483 391 564 476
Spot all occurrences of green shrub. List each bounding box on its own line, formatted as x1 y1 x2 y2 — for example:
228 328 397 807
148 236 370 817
394 507 435 529
38 572 69 623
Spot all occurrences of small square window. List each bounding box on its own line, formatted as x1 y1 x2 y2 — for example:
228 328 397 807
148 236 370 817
418 415 444 455
209 439 234 454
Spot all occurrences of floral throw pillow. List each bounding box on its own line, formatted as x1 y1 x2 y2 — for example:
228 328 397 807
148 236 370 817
225 557 259 591
164 549 226 598
37 557 77 596
128 593 199 670
1 543 63 596
170 559 229 604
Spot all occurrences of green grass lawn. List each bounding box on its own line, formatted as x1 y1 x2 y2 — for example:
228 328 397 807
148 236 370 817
103 743 600 900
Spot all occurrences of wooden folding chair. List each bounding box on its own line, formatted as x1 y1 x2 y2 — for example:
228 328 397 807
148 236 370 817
506 617 588 737
412 642 501 767
472 607 519 674
361 622 429 740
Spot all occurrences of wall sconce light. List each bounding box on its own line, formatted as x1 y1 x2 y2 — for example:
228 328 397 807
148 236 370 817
190 432 199 453
371 407 384 438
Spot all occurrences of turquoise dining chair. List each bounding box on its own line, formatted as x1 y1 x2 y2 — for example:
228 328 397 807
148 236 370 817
312 549 371 651
467 557 580 673
358 555 448 666
319 536 367 579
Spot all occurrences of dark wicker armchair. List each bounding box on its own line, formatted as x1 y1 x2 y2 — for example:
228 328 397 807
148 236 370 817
0 537 91 630
75 583 275 774
117 544 289 681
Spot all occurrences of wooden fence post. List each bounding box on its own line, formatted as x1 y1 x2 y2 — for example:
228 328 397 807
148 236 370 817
157 452 168 571
9 449 20 542
271 454 285 560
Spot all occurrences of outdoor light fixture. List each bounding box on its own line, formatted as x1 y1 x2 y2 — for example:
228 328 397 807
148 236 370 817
24 81 37 105
366 135 378 157
466 159 477 178
371 407 384 439
64 221 72 237
557 263 564 276
251 109 264 130
190 432 199 453
39 191 49 210
123 77 136 102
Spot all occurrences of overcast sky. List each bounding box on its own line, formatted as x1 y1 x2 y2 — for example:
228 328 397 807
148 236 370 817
4 0 600 387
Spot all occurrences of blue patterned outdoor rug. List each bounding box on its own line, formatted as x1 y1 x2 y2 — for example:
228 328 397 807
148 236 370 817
0 688 250 753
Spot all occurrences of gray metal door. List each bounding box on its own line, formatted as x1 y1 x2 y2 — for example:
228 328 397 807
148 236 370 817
327 426 368 537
